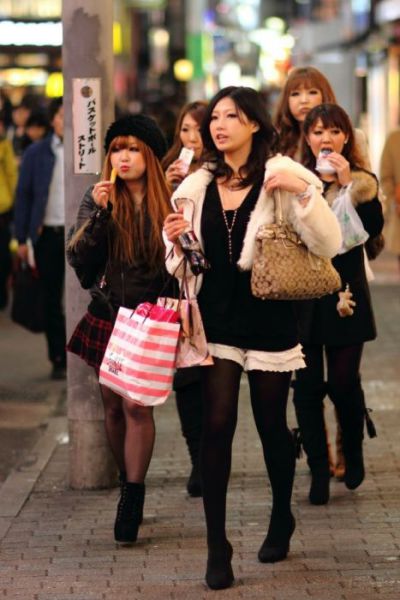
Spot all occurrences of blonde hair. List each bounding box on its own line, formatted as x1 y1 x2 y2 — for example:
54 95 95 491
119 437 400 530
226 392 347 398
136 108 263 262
274 67 337 157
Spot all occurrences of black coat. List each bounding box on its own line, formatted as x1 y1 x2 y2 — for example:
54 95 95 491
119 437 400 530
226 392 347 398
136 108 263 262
66 187 174 320
297 170 384 346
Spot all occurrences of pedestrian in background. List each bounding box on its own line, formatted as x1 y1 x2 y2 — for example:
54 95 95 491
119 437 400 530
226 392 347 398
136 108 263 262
67 115 172 545
295 103 383 505
163 86 341 590
0 110 17 309
162 100 208 498
380 128 400 271
274 65 373 480
13 97 66 380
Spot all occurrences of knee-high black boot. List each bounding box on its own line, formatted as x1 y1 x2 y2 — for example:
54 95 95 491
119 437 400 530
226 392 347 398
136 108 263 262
293 381 330 504
328 379 365 490
114 482 145 543
174 368 203 497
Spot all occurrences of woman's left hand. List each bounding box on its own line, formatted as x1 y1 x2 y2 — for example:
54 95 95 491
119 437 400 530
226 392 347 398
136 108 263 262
264 171 308 196
325 152 352 187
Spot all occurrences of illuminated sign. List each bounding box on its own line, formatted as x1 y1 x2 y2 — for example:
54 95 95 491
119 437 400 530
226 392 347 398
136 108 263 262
0 20 62 46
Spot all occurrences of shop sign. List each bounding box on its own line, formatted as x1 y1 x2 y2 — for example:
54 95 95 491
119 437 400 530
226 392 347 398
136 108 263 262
73 78 101 175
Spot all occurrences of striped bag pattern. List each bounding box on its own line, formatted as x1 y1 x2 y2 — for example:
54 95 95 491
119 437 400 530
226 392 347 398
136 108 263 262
99 302 181 406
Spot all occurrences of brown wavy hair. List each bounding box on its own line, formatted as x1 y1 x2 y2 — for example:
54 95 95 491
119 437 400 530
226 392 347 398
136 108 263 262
301 104 364 172
274 67 337 158
161 100 208 171
70 136 172 270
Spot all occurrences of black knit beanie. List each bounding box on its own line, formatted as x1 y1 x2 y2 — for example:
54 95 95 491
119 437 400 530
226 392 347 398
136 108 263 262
104 114 167 160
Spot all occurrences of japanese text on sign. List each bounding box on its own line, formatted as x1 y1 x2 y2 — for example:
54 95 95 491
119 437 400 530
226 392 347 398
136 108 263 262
73 78 101 174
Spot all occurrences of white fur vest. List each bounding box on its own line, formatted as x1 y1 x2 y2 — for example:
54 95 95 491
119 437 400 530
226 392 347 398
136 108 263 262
165 155 342 293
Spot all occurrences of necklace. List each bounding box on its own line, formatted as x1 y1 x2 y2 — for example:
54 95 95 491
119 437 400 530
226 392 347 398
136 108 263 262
221 206 238 264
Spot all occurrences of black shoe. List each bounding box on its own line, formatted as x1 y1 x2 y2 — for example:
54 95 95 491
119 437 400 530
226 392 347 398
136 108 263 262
51 365 66 380
114 482 145 543
309 474 330 505
205 540 234 590
258 513 296 563
344 453 365 490
187 465 202 497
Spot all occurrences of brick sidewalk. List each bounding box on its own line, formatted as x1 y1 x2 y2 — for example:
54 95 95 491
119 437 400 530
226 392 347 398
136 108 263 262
0 284 399 599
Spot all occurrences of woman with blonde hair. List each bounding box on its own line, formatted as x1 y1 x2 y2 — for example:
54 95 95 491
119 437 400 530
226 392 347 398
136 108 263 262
67 114 171 544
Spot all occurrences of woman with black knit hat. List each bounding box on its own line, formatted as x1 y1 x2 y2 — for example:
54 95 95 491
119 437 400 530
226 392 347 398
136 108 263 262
67 114 172 544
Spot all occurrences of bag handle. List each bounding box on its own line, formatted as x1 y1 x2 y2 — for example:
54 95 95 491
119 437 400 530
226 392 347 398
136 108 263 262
273 189 284 226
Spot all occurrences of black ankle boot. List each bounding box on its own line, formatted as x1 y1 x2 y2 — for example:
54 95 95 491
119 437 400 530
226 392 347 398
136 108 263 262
344 451 365 490
114 482 145 543
206 540 234 590
258 513 296 563
187 464 202 497
309 472 330 505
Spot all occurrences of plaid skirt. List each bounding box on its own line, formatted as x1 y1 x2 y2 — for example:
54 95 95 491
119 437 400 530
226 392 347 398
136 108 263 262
67 311 114 375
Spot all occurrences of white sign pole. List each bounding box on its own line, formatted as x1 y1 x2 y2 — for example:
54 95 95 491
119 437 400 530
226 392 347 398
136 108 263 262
72 78 102 174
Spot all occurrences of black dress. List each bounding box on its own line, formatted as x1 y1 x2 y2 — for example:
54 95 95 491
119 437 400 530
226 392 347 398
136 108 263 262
197 179 299 352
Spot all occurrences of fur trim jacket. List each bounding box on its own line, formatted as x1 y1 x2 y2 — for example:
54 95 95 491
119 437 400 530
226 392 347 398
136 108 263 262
165 155 342 293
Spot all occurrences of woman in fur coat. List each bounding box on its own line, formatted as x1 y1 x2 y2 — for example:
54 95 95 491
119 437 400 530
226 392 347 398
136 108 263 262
163 86 341 590
293 103 384 506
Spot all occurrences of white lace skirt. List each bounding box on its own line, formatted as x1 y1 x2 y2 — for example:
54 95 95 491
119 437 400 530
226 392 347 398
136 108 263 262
208 342 305 372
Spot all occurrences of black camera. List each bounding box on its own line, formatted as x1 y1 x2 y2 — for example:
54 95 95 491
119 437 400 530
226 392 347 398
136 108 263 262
178 230 210 276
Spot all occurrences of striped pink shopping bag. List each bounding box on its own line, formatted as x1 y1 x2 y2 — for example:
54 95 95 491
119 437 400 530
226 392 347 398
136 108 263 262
99 301 181 406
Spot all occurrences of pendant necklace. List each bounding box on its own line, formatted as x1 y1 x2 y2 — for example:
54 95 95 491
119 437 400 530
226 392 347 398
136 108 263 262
219 182 239 264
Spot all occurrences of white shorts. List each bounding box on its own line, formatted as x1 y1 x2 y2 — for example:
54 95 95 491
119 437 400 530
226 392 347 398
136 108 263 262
208 342 305 372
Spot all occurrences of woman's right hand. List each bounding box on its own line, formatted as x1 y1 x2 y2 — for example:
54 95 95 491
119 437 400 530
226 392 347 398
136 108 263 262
165 160 187 185
92 180 114 208
163 207 190 244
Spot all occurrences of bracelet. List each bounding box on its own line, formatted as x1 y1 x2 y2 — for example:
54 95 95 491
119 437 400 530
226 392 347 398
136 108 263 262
296 184 314 202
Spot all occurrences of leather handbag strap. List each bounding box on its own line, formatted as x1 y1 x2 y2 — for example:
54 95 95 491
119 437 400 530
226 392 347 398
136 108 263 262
273 189 284 226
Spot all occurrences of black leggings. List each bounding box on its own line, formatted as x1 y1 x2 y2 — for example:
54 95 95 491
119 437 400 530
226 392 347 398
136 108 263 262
294 343 365 471
200 357 294 544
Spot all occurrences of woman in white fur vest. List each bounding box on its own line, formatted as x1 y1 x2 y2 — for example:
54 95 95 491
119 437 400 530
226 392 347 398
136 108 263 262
163 86 341 591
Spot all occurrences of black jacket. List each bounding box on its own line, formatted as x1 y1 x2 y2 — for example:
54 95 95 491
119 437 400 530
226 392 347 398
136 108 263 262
297 169 384 346
67 187 174 320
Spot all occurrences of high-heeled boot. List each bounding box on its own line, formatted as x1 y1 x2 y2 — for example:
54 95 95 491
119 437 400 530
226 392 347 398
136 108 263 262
205 539 234 590
328 380 365 490
258 511 296 563
114 482 145 543
293 382 331 504
175 370 203 497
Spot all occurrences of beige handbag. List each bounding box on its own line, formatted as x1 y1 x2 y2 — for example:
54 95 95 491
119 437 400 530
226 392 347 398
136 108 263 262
251 190 341 300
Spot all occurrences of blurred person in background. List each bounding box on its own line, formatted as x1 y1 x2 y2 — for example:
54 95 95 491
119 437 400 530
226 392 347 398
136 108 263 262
0 111 18 309
380 128 400 271
274 66 375 482
25 110 50 145
13 97 66 380
10 95 44 163
162 100 208 498
296 103 383 504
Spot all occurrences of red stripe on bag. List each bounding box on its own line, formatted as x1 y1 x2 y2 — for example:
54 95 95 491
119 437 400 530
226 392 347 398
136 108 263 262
111 325 178 353
118 314 180 337
100 370 170 397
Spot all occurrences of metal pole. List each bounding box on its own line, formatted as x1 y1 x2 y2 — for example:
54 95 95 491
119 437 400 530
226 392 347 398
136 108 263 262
63 1 116 489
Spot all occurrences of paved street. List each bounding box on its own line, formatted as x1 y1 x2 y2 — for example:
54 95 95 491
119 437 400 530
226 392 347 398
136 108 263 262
0 252 399 599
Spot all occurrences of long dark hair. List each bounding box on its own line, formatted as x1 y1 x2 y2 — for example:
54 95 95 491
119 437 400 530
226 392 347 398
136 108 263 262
274 67 337 157
301 103 364 172
201 86 279 187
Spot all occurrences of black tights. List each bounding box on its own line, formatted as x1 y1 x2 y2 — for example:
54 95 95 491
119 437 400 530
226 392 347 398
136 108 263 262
200 358 294 545
100 384 155 483
294 343 365 471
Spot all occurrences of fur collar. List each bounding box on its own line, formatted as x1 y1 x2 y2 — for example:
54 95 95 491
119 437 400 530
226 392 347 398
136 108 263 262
323 169 378 206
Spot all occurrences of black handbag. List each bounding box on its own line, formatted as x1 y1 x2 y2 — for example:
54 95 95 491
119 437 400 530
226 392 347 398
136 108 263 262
11 262 45 333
